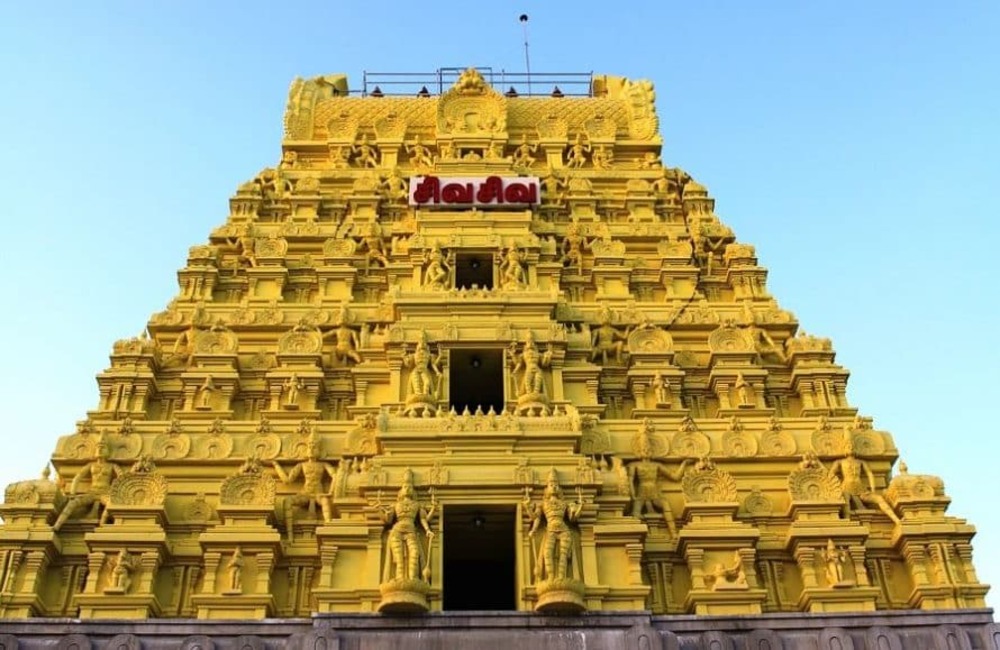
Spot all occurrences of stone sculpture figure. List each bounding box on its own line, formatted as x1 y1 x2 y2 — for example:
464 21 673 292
108 549 136 593
509 330 554 414
197 376 216 410
822 539 852 587
422 244 451 290
406 136 434 169
282 373 304 408
524 470 584 583
710 551 748 591
53 435 123 531
375 470 436 584
565 134 591 168
590 306 629 365
352 135 380 168
227 547 244 593
380 169 408 202
628 421 690 537
355 221 389 271
512 135 537 168
652 371 671 406
560 223 591 274
827 435 902 526
403 331 442 416
734 373 754 408
498 245 528 289
323 304 363 366
271 432 337 540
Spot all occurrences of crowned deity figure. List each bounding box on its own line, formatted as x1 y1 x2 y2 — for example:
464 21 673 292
627 420 690 537
53 435 123 531
523 470 587 612
828 435 902 526
322 303 363 366
271 432 338 541
402 331 443 417
508 330 554 415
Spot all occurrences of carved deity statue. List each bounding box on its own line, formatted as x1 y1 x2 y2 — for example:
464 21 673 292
322 304 362 366
822 539 851 587
734 373 754 408
282 373 304 408
403 332 442 416
565 134 591 168
165 322 207 368
709 551 749 591
354 221 389 271
375 470 437 584
652 371 671 406
406 136 434 169
226 223 258 269
352 135 380 168
524 470 584 583
197 375 216 410
227 547 244 593
590 306 629 365
498 245 528 289
53 435 123 531
591 145 614 169
380 169 408 203
509 330 553 402
271 432 337 539
513 135 538 168
827 435 902 526
560 223 591 275
628 421 690 537
422 244 452 290
109 549 136 593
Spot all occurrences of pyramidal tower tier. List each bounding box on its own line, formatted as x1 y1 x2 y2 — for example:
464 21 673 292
1 68 992 647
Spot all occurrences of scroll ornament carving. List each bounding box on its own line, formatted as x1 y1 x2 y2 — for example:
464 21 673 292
590 238 626 257
707 322 755 353
245 419 282 460
739 486 774 517
152 419 191 460
324 107 359 140
787 453 843 502
109 456 168 506
323 237 357 257
681 458 738 503
199 420 234 460
278 319 324 354
193 321 238 355
345 413 381 455
112 332 159 356
4 466 61 507
254 235 288 258
624 78 659 140
436 68 506 135
626 327 673 354
219 457 276 506
722 425 758 458
785 331 834 355
885 461 946 503
536 113 569 140
671 420 711 458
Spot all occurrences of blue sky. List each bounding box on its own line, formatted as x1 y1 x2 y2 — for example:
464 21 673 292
1 1 998 607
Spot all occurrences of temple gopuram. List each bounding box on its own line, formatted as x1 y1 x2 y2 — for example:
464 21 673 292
1 68 995 649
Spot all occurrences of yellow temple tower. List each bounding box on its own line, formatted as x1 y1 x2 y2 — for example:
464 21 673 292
0 68 995 648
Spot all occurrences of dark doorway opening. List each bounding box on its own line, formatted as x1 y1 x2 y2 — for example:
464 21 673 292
455 252 493 290
443 505 517 610
448 349 504 414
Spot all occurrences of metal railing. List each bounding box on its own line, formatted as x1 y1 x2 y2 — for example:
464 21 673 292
359 67 594 98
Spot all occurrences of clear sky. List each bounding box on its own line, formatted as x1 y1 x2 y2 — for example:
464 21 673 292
1 1 998 608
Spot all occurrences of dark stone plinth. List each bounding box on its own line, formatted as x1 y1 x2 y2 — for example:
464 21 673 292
0 609 996 649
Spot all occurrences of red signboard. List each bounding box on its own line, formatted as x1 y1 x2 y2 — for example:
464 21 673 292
409 176 540 207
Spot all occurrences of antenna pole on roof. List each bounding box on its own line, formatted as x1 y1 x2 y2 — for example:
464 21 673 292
519 14 531 96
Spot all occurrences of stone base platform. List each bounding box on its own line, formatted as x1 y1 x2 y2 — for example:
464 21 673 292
0 609 996 649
